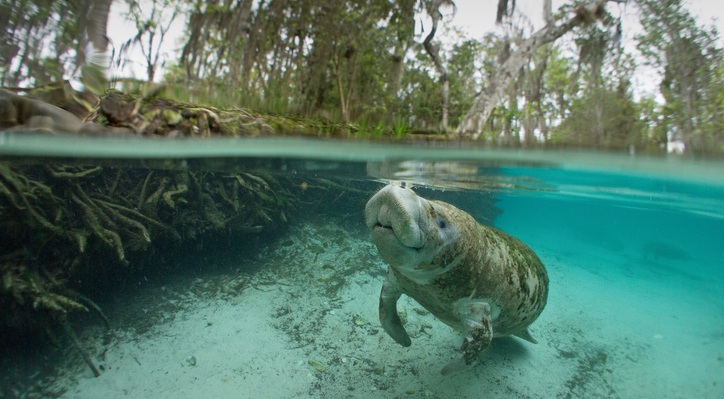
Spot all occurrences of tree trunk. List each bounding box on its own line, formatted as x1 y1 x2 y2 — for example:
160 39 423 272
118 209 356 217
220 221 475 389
458 0 609 138
241 0 266 93
523 45 550 146
332 52 358 124
423 0 450 132
87 0 112 57
75 0 113 93
388 0 416 99
300 2 339 117
147 65 155 84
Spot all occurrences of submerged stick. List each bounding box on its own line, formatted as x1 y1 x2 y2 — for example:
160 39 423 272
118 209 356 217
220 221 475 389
66 290 112 331
60 314 101 378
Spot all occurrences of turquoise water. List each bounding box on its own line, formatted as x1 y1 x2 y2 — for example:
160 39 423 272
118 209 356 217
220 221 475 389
0 134 722 398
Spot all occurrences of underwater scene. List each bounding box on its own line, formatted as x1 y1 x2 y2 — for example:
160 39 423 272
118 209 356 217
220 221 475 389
0 135 722 399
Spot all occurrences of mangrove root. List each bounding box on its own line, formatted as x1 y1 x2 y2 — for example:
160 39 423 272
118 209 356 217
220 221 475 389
72 193 125 261
162 184 188 209
47 166 102 179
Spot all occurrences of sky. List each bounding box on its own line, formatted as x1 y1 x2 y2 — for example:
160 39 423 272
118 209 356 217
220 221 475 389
452 0 724 40
106 0 724 98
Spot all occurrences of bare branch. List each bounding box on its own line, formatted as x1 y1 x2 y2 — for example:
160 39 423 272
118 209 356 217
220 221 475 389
458 0 609 138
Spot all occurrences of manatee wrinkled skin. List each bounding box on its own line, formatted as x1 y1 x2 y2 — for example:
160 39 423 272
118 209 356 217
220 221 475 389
365 185 548 375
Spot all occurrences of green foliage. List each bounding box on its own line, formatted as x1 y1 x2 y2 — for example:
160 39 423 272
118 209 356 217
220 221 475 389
635 0 723 154
447 38 483 124
393 115 409 138
3 0 724 153
543 46 575 119
1 0 81 86
551 87 644 148
352 114 389 139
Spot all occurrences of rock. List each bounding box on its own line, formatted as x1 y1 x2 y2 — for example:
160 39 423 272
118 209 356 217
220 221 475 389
162 109 184 126
144 109 160 121
353 314 368 326
396 304 407 325
100 92 136 124
308 359 326 372
413 307 430 316
0 89 83 132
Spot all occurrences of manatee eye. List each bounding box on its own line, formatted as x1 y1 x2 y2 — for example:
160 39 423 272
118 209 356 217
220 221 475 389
438 218 448 229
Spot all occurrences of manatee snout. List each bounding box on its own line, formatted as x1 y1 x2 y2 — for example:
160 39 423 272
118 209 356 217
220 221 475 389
365 185 426 248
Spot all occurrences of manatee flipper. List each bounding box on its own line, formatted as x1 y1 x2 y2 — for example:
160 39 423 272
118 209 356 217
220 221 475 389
441 301 493 376
379 268 411 347
513 328 537 344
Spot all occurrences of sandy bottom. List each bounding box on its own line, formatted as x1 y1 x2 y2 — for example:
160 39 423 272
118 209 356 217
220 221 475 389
6 216 724 399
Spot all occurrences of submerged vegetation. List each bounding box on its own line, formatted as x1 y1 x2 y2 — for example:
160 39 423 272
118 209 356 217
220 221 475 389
0 161 301 374
0 162 290 310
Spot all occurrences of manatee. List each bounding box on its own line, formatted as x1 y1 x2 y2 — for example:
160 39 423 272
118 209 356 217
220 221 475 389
365 184 548 375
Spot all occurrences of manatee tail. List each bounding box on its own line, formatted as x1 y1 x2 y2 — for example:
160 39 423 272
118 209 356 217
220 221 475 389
513 328 537 344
